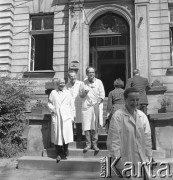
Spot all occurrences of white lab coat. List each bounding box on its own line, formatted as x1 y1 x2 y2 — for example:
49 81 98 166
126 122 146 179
79 78 105 131
107 107 152 180
47 89 75 145
65 80 83 123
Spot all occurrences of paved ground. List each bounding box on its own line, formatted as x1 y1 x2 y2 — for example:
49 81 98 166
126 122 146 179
0 158 103 180
0 168 103 180
1 167 173 180
1 157 173 180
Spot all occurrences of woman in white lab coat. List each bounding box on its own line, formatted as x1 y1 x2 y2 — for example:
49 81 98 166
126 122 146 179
48 78 75 162
107 87 152 180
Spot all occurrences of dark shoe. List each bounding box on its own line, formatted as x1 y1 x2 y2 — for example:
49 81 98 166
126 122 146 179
92 145 99 151
64 149 69 157
56 155 61 163
61 154 67 160
83 145 91 151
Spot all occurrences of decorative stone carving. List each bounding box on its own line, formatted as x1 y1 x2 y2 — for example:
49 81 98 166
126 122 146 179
148 80 167 95
166 66 173 76
119 3 134 15
90 12 129 34
152 80 163 87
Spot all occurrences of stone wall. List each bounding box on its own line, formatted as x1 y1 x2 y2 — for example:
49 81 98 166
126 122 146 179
53 3 69 80
0 0 15 76
3 0 69 108
11 0 30 76
149 0 173 90
10 0 69 80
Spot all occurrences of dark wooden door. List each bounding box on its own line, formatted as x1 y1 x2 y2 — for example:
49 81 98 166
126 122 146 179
100 64 126 96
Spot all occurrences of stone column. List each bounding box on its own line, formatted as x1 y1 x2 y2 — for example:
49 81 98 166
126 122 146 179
68 3 83 80
135 0 150 80
70 12 80 62
82 23 89 80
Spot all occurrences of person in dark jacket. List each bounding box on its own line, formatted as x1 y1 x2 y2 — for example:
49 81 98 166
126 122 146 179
125 69 150 115
105 78 124 133
106 78 125 120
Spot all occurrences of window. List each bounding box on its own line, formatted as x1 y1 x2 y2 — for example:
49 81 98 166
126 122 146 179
90 35 129 47
90 12 129 35
29 14 54 71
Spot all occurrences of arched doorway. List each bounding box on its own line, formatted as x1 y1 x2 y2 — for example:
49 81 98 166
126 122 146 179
89 12 130 96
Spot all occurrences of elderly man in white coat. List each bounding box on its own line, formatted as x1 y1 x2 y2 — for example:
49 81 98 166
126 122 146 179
65 70 83 141
107 87 152 179
79 67 105 152
48 78 75 162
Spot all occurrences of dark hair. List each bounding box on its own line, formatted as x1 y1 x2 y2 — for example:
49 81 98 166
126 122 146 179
133 69 139 76
124 87 139 99
113 78 124 88
86 66 96 74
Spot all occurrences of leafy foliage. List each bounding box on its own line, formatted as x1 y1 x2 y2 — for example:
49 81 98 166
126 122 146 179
0 77 33 157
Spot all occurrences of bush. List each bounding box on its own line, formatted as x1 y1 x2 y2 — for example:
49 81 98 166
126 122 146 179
0 77 33 157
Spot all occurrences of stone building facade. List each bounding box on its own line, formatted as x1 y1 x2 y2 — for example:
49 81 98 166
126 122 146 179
0 0 172 92
0 0 173 99
1 0 173 157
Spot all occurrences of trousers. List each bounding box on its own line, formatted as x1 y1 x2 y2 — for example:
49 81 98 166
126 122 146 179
55 143 68 156
85 130 98 147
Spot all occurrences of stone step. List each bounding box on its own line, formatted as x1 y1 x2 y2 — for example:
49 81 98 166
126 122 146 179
74 134 107 141
42 147 165 159
17 156 101 172
23 149 166 159
17 152 169 173
17 150 167 172
69 141 107 149
98 128 107 135
43 148 108 158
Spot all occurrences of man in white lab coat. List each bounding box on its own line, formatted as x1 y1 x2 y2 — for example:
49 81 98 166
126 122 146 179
48 78 75 162
79 67 105 151
65 70 83 141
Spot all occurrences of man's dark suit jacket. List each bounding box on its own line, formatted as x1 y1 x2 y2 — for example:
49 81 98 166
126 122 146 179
125 75 150 105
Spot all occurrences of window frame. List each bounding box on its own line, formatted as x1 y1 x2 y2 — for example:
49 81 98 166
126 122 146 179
30 15 54 32
28 14 54 72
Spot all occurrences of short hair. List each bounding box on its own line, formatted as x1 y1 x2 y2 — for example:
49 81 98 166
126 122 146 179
133 69 139 76
113 78 124 88
68 70 76 76
86 66 96 74
124 87 139 99
54 78 65 85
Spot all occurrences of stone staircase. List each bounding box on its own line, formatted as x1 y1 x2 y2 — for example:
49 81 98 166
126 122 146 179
18 130 108 179
19 96 109 175
18 97 167 175
18 128 166 172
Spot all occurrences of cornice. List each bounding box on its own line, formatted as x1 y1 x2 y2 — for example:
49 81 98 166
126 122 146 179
54 0 149 6
134 0 150 3
69 0 134 6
